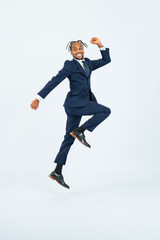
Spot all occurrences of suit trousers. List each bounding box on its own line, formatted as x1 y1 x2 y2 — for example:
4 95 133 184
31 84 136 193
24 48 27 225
54 97 111 165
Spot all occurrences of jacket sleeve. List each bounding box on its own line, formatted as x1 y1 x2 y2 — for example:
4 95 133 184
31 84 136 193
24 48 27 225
37 60 71 99
90 48 111 71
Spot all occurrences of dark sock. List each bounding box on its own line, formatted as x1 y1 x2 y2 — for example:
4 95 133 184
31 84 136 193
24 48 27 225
77 126 86 133
54 163 63 174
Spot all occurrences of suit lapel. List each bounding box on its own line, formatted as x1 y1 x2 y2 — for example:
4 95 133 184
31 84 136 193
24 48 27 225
73 58 91 77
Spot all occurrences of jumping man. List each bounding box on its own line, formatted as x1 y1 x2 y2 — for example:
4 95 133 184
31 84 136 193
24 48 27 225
30 37 111 189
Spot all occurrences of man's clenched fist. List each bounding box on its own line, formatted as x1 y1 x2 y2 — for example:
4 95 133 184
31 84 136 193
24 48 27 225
90 37 100 44
30 99 39 110
90 37 104 48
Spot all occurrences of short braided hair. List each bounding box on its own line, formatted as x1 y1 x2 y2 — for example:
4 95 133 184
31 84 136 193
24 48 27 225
66 40 88 52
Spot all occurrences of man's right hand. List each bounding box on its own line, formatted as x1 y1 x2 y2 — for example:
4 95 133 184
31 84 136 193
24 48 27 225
30 99 39 110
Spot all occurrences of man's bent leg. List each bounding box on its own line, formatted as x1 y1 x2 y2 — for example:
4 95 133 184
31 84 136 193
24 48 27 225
81 107 111 132
65 101 111 133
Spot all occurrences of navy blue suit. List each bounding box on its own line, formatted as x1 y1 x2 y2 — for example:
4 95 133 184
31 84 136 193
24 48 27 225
37 48 111 165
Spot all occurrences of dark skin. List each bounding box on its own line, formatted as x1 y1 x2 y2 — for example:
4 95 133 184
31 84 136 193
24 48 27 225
70 37 104 60
30 37 104 110
70 42 85 60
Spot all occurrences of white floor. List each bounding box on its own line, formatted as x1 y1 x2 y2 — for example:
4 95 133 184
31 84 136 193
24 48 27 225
1 168 160 240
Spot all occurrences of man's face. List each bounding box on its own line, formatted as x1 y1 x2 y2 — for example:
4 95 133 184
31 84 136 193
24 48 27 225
70 42 84 60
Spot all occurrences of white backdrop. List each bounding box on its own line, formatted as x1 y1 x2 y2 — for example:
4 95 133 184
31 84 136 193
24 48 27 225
1 0 160 239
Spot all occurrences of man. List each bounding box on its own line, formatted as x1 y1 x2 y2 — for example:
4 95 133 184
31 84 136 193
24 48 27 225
30 37 111 189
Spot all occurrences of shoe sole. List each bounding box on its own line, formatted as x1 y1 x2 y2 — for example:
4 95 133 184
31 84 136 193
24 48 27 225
70 132 91 148
48 175 69 189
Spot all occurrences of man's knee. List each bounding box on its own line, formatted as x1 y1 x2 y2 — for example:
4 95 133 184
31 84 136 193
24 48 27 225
104 107 111 117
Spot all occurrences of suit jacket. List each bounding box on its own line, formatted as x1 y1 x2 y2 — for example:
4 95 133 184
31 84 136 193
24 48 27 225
37 48 111 107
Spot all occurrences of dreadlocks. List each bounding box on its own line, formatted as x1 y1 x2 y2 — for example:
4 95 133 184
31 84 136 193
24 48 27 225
66 40 88 52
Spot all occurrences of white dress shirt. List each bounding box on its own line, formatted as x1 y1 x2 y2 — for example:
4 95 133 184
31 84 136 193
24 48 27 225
36 46 106 101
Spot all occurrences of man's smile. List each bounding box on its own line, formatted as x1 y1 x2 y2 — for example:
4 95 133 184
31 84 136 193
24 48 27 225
76 53 83 57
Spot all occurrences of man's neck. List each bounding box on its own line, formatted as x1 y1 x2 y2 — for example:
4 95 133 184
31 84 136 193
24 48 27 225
73 57 84 61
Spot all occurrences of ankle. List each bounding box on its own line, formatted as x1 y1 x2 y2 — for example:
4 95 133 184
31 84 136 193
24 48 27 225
54 163 63 174
77 126 86 133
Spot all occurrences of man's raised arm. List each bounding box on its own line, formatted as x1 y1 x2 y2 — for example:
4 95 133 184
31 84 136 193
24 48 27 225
90 37 111 71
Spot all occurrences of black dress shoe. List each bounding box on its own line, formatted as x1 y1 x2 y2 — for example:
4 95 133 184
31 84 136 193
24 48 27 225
49 170 70 189
70 128 91 148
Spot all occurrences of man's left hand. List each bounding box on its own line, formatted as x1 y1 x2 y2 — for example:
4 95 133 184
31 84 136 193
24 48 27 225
90 37 103 48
